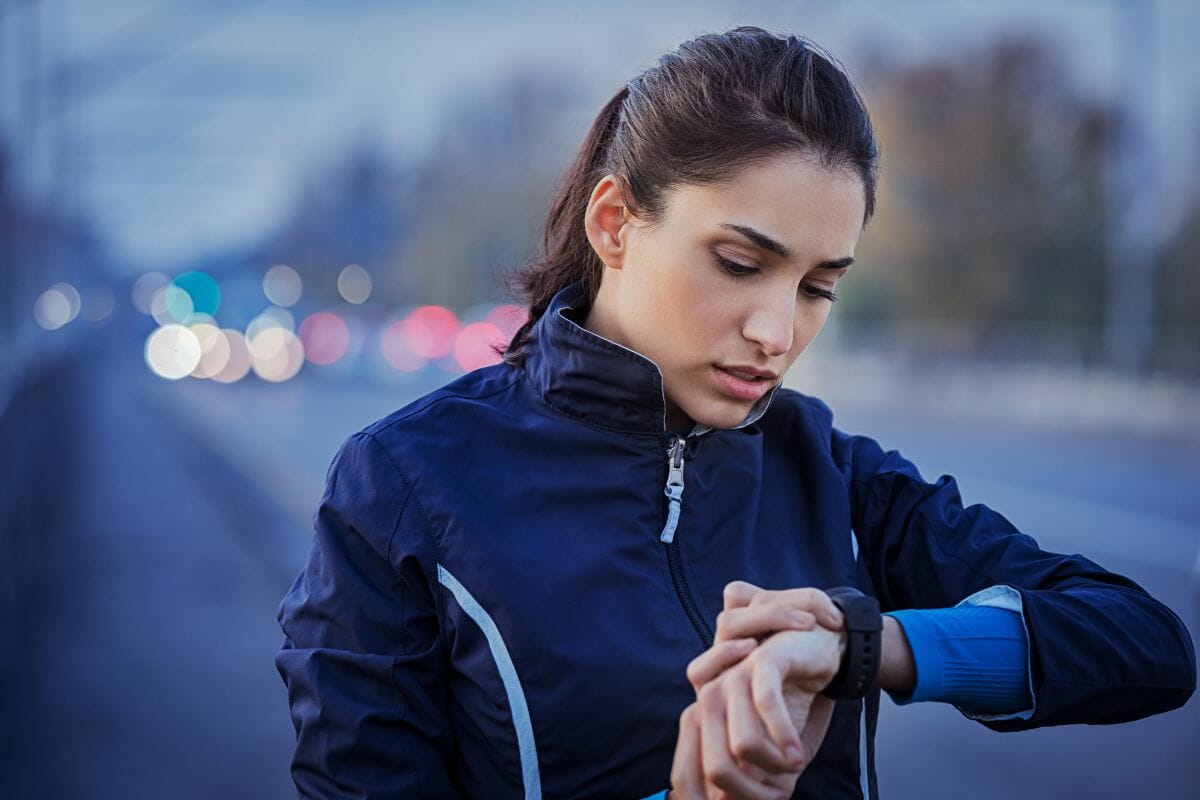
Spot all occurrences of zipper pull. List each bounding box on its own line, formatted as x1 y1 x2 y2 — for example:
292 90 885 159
660 436 686 544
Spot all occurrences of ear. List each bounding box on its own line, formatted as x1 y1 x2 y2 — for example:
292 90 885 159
584 174 632 269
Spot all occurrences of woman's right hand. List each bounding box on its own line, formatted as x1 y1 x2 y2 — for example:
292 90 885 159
666 582 847 799
668 626 843 800
685 582 844 698
710 581 844 647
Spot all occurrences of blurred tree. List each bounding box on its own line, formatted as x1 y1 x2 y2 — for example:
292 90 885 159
263 69 583 311
267 144 414 306
849 37 1114 365
385 70 582 308
1156 182 1200 376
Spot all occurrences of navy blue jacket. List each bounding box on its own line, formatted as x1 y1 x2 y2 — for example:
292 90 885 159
276 281 1196 799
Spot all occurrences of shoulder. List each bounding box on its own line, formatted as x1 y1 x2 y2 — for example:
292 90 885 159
321 364 526 549
758 388 898 479
361 362 524 448
758 387 836 440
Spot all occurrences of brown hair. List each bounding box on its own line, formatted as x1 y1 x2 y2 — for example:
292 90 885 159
504 25 879 365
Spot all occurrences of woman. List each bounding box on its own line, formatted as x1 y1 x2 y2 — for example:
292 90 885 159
275 26 1195 800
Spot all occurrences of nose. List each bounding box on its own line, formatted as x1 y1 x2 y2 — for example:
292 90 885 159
742 292 795 358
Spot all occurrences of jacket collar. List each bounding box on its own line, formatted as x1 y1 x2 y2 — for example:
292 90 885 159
523 281 779 434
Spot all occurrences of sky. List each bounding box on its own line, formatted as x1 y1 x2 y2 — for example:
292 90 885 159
2 0 1197 273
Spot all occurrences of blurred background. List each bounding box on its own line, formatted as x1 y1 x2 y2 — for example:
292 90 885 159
1 0 1197 798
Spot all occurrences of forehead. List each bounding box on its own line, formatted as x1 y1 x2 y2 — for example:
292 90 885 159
657 154 866 257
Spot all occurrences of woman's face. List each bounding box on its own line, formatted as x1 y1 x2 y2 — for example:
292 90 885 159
583 153 866 430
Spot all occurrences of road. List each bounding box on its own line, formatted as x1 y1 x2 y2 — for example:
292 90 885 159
2 342 1196 799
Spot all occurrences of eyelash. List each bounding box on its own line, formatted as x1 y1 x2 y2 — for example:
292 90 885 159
712 254 839 303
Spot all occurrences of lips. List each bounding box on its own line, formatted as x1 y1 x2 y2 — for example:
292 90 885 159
720 366 778 381
712 365 778 401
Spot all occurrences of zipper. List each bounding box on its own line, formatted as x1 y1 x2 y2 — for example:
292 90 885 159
659 436 686 544
659 433 714 648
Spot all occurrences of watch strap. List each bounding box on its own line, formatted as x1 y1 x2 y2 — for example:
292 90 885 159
821 586 882 700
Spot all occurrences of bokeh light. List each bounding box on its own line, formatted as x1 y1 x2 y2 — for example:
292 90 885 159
245 306 295 347
173 271 221 317
189 322 232 379
131 271 171 315
338 264 372 304
180 311 216 327
211 330 252 384
145 324 202 380
82 286 116 322
455 321 506 371
263 264 302 307
299 311 350 366
151 284 194 325
380 319 427 372
249 327 305 382
486 304 528 339
50 282 82 322
33 288 73 330
403 305 459 359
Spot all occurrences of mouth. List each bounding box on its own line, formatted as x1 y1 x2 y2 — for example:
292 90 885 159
717 365 779 382
712 365 778 401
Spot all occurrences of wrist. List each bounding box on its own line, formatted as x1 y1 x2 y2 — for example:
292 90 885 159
820 587 882 700
877 614 916 693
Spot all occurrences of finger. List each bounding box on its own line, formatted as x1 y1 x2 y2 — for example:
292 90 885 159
749 587 844 630
723 580 762 611
687 638 756 692
734 757 772 783
723 664 798 774
714 605 816 643
670 705 706 800
696 684 778 800
748 654 806 770
797 695 837 768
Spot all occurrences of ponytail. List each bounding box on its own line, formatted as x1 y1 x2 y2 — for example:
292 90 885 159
502 85 629 366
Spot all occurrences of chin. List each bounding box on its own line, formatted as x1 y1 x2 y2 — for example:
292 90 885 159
686 400 753 431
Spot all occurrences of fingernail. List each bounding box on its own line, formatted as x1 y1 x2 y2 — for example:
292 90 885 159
786 745 804 766
734 638 754 650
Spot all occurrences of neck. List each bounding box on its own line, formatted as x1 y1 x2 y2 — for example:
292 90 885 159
580 280 626 348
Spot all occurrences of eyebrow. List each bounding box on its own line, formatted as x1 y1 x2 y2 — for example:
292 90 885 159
719 223 854 271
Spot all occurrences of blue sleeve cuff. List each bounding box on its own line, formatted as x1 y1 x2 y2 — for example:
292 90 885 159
639 792 668 800
883 585 1035 720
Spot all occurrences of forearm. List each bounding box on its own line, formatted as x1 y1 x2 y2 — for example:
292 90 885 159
876 614 915 693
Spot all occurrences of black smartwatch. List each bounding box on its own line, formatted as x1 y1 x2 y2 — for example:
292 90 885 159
820 586 882 700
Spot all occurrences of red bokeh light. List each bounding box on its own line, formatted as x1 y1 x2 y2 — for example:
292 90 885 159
299 311 350 366
381 320 427 372
454 322 506 372
485 304 528 340
403 305 459 359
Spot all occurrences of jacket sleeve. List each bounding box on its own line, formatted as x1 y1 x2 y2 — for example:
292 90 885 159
275 431 463 798
826 410 1196 732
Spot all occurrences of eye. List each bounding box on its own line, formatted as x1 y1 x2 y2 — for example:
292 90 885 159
713 253 758 277
801 284 839 303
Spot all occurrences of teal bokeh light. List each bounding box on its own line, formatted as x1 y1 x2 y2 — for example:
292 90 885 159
173 271 222 317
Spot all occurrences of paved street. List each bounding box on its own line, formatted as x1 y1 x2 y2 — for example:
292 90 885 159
0 348 297 800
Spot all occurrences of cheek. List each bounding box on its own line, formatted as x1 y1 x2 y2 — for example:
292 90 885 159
793 306 832 352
